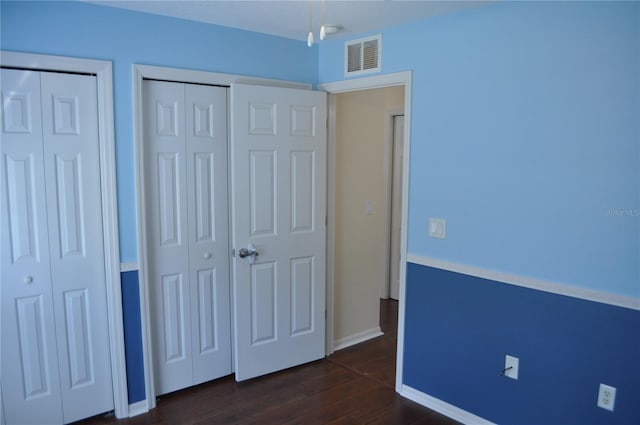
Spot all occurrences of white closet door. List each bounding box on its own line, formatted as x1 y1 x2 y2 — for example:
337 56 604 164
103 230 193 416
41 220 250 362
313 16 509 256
144 80 231 395
1 69 64 425
40 72 114 423
184 84 232 384
231 84 327 381
1 69 113 424
145 80 192 395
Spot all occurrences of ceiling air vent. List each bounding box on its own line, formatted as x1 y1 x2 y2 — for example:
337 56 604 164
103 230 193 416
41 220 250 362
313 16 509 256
345 34 382 77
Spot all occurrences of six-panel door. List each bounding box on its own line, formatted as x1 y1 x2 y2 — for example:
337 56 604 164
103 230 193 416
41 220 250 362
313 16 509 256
231 84 327 381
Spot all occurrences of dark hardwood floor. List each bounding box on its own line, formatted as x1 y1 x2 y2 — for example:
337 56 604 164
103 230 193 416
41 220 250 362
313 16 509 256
78 300 458 425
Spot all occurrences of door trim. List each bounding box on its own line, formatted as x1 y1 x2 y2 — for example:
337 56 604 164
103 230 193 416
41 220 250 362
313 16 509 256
380 109 405 300
0 51 127 418
319 71 412 393
133 64 311 411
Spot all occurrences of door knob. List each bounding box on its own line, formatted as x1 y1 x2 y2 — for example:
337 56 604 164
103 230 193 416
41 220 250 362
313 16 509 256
238 243 259 264
203 252 212 260
24 276 33 284
238 248 258 259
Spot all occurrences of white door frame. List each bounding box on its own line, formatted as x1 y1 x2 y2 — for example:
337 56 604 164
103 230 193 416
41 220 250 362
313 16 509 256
380 109 405 300
133 64 310 411
319 71 412 393
0 51 128 418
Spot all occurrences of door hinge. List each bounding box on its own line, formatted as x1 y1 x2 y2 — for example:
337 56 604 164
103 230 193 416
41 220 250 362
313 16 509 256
325 215 328 227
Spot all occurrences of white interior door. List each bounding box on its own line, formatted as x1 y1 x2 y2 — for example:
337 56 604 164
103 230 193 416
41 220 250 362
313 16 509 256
231 84 327 381
389 115 404 300
1 69 114 424
143 80 231 395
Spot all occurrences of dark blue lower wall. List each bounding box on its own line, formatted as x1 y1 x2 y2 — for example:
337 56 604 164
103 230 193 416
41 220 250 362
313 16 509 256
121 270 146 404
404 262 640 424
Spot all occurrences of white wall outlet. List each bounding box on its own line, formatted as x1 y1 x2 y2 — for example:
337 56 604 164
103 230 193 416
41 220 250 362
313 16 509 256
504 355 519 380
428 217 446 239
597 383 616 411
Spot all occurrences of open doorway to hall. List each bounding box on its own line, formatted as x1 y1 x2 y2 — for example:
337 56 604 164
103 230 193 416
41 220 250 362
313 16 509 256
328 299 399 388
329 85 405 387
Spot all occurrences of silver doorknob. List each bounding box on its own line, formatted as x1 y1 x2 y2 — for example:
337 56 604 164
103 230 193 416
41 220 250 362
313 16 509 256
203 252 212 260
238 248 258 259
24 276 33 284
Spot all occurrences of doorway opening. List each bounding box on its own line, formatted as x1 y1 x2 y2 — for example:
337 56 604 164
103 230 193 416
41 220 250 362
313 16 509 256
322 72 412 393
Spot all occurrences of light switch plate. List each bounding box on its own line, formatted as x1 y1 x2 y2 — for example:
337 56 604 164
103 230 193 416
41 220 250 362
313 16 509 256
429 218 446 239
365 200 373 215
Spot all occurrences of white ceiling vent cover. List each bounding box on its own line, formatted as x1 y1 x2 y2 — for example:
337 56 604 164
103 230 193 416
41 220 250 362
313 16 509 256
345 34 382 77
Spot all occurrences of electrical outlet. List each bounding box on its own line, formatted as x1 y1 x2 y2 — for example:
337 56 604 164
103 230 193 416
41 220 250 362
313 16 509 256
504 355 519 380
597 383 616 411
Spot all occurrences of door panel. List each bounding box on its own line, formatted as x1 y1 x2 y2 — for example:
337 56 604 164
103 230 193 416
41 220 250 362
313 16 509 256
41 71 113 424
231 84 326 381
145 80 192 394
291 151 315 232
250 262 277 345
196 268 218 353
63 289 92 388
158 153 181 246
5 154 42 263
144 80 231 394
161 273 187 363
185 84 231 385
290 256 314 335
15 295 53 399
249 150 276 236
1 69 64 424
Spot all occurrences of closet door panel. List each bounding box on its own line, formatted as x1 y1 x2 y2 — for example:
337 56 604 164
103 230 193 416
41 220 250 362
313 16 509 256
144 80 193 395
1 69 64 425
185 84 231 384
40 71 114 424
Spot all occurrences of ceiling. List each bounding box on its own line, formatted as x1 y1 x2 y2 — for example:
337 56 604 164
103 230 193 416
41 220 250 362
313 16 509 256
86 0 490 42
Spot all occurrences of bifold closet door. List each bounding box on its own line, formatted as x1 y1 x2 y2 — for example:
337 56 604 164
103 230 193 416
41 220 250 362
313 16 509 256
1 69 113 424
143 80 231 395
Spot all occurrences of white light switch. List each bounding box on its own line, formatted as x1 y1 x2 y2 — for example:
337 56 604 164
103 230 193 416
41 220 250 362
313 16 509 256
365 200 374 215
429 217 446 239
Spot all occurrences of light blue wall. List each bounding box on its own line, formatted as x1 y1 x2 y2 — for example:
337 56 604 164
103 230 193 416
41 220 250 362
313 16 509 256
1 0 318 262
320 1 640 298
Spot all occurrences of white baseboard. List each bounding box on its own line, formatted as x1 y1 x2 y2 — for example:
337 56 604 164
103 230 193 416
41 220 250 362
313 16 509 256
401 385 495 425
128 400 148 417
333 327 383 351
